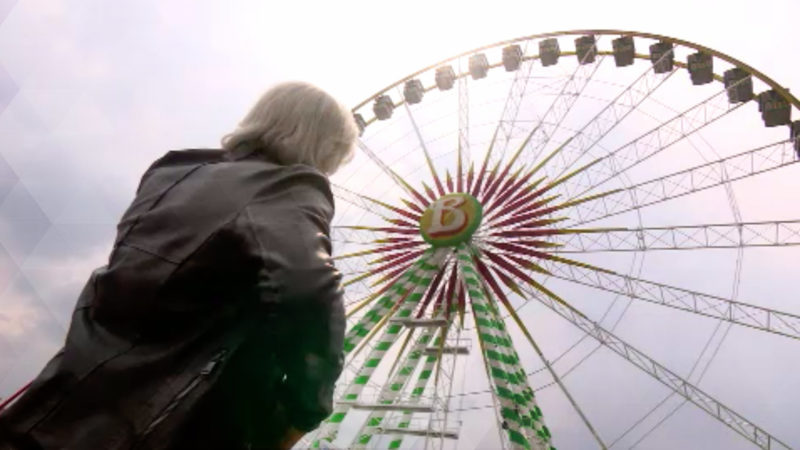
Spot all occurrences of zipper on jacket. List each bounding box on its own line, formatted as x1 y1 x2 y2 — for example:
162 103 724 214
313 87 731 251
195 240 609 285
141 348 228 437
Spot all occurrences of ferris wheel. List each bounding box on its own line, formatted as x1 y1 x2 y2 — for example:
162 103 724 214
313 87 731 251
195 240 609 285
305 30 800 450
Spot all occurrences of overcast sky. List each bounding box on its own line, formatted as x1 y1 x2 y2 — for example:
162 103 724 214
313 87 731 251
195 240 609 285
1 1 799 449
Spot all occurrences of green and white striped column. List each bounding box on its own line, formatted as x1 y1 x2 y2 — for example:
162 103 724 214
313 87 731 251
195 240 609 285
386 292 460 450
386 314 455 450
479 278 553 448
316 249 447 446
351 327 436 449
343 248 435 355
457 244 551 450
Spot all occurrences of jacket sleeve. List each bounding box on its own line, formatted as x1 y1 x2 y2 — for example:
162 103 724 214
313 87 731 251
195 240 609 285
241 164 345 432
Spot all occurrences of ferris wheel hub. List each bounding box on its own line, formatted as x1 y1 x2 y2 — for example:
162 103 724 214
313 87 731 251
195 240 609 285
419 193 483 247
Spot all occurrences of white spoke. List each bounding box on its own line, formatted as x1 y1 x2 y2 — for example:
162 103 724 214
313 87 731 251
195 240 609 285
484 45 539 169
544 50 678 181
521 284 793 450
521 54 608 169
541 260 800 340
554 220 800 253
557 79 750 201
331 183 386 217
499 298 607 449
457 56 471 186
400 87 446 195
569 140 798 226
358 139 428 205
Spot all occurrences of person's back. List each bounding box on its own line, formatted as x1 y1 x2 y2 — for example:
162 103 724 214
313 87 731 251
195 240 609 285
0 81 358 450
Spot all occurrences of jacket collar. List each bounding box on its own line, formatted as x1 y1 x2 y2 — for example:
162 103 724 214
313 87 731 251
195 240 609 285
225 141 280 165
226 141 260 161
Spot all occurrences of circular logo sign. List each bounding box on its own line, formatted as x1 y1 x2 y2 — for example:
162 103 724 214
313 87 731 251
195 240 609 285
419 193 483 247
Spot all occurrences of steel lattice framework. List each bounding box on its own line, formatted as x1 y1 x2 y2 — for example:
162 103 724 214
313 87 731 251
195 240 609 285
306 30 800 450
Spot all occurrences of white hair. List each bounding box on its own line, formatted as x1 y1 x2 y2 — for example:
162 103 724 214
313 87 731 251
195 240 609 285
222 81 358 175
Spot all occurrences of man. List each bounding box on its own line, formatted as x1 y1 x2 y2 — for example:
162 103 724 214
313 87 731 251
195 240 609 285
0 81 358 449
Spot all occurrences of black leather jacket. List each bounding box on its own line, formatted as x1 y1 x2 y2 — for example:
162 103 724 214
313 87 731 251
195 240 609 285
0 145 346 449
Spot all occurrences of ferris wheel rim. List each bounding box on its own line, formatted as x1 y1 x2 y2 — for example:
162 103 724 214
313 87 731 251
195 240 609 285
325 29 800 450
351 29 800 115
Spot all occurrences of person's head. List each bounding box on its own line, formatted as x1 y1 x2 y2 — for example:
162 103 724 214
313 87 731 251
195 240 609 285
222 81 358 175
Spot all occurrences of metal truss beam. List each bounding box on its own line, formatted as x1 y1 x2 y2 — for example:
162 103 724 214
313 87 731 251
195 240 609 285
543 51 677 182
331 227 380 245
559 82 747 201
520 54 608 169
457 57 470 188
331 183 381 217
570 140 798 226
522 285 793 450
554 220 800 253
400 87 446 197
484 52 538 170
543 261 800 340
358 139 429 207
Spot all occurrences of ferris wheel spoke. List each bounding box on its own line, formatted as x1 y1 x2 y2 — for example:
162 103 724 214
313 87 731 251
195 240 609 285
482 165 546 217
558 77 752 202
484 151 623 225
332 183 422 222
568 139 798 226
358 139 431 207
478 59 540 202
335 224 419 239
332 226 392 245
519 283 793 450
399 91 446 197
341 259 413 288
457 61 470 192
486 64 607 202
332 238 422 264
477 48 607 202
488 188 620 233
543 52 678 182
483 43 537 169
542 260 800 341
522 50 608 167
552 219 800 253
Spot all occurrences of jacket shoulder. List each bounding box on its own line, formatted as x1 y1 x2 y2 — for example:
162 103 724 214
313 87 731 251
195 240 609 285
136 149 226 194
250 163 334 218
151 148 227 169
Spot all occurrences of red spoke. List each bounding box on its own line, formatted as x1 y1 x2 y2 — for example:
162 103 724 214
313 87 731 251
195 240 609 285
466 163 475 193
401 198 425 214
371 262 415 287
489 196 561 227
481 248 540 288
371 248 425 264
385 218 418 228
416 264 447 318
423 182 438 202
484 172 541 216
473 254 512 307
486 186 554 223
